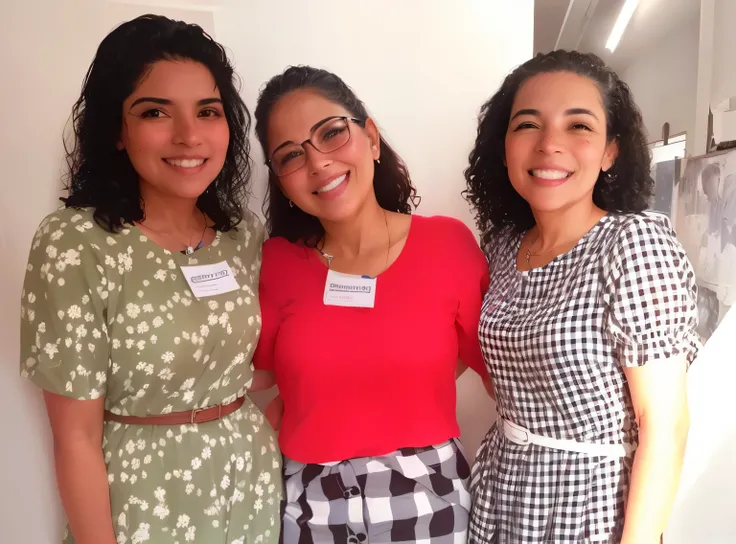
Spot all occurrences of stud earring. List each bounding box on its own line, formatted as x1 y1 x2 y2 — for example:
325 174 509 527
289 200 294 208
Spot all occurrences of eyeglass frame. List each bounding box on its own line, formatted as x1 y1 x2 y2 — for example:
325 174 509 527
265 115 366 176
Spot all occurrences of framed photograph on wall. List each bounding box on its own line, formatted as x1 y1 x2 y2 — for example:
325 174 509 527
674 150 736 342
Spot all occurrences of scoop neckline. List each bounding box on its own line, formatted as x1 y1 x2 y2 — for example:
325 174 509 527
514 213 610 276
308 215 417 279
129 223 223 258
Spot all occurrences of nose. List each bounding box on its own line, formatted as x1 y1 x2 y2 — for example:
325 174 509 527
304 144 332 174
172 115 202 147
535 127 564 155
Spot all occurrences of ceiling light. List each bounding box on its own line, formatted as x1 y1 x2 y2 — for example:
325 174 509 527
605 0 641 52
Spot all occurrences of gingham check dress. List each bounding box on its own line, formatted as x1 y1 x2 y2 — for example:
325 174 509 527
469 212 701 543
282 439 470 543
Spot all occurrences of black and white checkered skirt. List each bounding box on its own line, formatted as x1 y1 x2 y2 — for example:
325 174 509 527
281 439 471 543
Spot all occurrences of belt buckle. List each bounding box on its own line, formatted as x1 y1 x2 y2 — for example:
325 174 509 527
190 403 222 424
501 417 531 446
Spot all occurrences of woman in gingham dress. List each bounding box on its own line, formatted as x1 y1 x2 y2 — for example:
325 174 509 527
464 50 701 543
252 66 491 543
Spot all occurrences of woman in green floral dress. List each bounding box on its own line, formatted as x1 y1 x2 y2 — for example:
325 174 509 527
19 15 281 544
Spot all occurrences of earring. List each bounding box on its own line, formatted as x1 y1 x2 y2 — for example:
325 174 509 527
376 158 381 165
289 200 294 208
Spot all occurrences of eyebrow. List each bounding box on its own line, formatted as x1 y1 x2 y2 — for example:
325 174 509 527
510 107 599 121
129 97 223 108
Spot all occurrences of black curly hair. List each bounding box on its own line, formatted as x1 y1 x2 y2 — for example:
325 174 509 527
254 65 420 245
464 50 653 248
62 14 251 233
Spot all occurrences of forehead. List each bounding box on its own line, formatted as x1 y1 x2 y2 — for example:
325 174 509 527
267 89 350 151
127 60 220 101
512 71 604 115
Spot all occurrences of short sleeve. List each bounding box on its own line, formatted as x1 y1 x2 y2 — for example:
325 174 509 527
452 220 491 377
20 211 110 399
253 237 285 371
603 213 701 368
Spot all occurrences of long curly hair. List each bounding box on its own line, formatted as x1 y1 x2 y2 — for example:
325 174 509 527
254 65 420 245
62 14 251 233
464 50 653 248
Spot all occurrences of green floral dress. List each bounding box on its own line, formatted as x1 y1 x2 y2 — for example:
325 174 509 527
20 207 282 544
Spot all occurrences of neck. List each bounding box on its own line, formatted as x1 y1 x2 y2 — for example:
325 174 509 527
321 196 386 259
139 183 202 234
531 200 605 251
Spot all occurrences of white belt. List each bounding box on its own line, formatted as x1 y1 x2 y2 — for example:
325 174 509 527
499 417 634 457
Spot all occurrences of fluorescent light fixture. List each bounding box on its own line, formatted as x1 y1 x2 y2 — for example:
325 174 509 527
605 0 641 52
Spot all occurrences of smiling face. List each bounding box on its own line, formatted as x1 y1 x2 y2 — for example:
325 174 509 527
119 59 230 201
504 71 618 215
265 89 380 223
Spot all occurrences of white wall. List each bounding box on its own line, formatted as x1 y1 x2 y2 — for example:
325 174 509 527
619 16 699 143
0 1 533 542
711 0 736 108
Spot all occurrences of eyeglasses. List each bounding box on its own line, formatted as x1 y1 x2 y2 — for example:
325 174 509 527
266 116 364 177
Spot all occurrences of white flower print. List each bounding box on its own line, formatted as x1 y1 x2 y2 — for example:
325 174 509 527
154 269 167 282
43 343 59 358
180 378 195 390
131 522 150 544
202 447 211 460
161 351 175 364
191 458 202 470
152 504 169 520
152 316 164 328
126 303 141 319
68 305 82 319
158 368 174 381
177 514 191 529
182 390 194 404
46 245 58 259
208 300 219 311
185 526 196 541
137 322 150 334
225 301 235 312
50 229 64 241
220 475 230 490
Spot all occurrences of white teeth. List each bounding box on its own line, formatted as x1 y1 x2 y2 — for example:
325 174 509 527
532 169 571 180
316 174 347 194
166 158 205 168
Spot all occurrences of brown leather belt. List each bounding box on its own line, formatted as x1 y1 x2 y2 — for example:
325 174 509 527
104 396 245 425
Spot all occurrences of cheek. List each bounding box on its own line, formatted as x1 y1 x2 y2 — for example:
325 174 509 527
124 124 169 158
210 121 230 156
279 172 310 200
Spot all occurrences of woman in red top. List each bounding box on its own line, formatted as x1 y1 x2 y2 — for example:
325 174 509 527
251 65 490 543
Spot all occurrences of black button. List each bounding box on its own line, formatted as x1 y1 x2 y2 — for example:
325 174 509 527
347 537 359 544
357 534 367 542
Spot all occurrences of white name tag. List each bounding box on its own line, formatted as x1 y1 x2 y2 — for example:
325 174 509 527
180 261 240 299
323 269 377 308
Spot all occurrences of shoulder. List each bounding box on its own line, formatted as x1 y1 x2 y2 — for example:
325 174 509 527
260 235 311 284
602 211 691 276
411 214 480 248
29 206 108 256
606 211 683 254
224 208 265 246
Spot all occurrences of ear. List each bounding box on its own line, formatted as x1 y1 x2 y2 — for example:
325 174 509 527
116 140 125 151
602 138 619 172
364 117 381 161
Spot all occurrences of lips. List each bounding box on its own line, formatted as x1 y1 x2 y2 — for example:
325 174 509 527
313 173 348 195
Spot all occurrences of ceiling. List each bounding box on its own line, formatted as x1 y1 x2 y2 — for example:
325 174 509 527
534 0 700 71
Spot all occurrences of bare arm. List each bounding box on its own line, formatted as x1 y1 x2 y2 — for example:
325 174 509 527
620 355 690 544
43 392 116 544
248 369 276 392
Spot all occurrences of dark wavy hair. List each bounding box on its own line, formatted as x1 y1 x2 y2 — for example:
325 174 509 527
62 14 251 232
464 50 653 247
253 65 419 245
